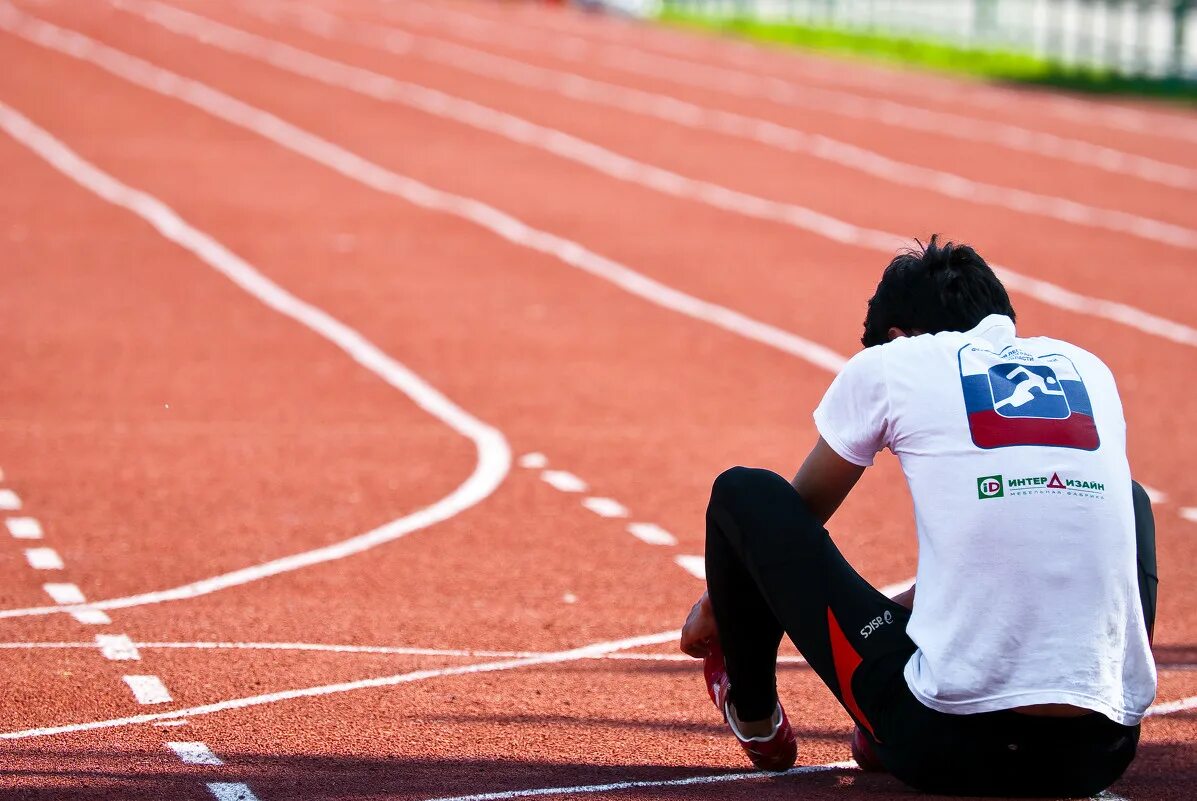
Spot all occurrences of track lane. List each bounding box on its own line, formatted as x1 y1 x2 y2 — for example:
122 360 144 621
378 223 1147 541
2 3 1187 632
332 0 1197 202
265 0 1197 224
139 0 1197 330
0 4 1192 795
171 0 1197 291
11 0 1196 515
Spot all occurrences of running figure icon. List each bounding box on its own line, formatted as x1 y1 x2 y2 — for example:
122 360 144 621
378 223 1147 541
994 365 1065 411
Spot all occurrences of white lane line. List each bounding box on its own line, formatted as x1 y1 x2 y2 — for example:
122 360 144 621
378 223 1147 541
1140 484 1167 504
517 452 547 469
208 783 261 801
264 1 1197 243
1145 694 1197 716
0 489 22 510
40 583 111 624
166 741 223 765
422 761 855 801
96 633 141 661
0 50 511 619
122 4 1197 342
123 674 173 704
5 517 43 539
626 522 676 546
581 497 628 518
540 470 588 493
1180 507 1197 524
386 0 1197 186
674 554 705 580
0 630 681 739
24 547 63 570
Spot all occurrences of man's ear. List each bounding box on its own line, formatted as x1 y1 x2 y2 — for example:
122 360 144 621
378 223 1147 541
887 326 909 341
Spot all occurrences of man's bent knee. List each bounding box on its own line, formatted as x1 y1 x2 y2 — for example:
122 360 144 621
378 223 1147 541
710 466 786 511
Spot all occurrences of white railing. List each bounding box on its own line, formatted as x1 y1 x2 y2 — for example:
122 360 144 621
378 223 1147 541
640 0 1197 79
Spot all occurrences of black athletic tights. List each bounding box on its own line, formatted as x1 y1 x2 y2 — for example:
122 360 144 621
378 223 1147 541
704 466 1157 797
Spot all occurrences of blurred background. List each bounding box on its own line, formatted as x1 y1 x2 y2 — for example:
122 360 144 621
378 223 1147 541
580 0 1197 96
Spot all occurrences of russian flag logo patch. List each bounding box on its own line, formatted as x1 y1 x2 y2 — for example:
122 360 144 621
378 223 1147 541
958 346 1099 451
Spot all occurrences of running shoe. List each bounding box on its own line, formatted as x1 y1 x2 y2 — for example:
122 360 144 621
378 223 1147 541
703 642 797 772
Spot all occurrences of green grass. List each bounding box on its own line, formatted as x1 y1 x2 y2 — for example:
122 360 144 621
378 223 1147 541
656 7 1197 105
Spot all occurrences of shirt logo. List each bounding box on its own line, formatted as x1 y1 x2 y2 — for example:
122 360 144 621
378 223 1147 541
974 472 1106 500
977 475 1004 498
958 346 1099 450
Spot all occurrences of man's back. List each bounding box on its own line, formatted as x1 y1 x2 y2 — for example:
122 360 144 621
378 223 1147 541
817 313 1156 724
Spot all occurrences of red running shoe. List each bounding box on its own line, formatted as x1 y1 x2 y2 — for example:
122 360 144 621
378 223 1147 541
851 726 886 772
703 642 798 772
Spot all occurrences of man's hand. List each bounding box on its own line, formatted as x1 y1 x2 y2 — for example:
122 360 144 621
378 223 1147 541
680 590 718 657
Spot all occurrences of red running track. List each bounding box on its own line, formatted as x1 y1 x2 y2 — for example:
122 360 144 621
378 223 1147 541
0 1 1194 799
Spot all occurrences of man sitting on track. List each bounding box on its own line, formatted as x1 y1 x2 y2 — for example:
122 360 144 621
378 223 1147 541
680 236 1158 797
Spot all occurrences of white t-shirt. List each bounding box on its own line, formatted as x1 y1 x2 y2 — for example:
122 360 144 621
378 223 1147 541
813 314 1156 725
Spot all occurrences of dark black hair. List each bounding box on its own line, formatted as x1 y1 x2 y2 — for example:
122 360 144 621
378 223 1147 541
861 235 1015 348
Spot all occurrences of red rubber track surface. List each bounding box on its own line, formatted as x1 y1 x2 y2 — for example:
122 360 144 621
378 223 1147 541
0 1 1193 799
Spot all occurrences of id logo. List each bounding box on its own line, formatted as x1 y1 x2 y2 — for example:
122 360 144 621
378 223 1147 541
977 475 1004 499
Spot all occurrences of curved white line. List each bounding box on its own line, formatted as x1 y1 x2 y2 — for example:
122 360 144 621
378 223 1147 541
13 4 1194 352
0 99 511 619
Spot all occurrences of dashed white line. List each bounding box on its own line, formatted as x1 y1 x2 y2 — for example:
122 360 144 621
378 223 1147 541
540 470 588 493
5 517 43 539
166 741 223 765
42 583 111 625
0 489 22 510
207 783 261 801
1180 507 1197 524
24 547 63 570
674 554 706 580
123 674 173 705
626 522 677 546
581 497 629 518
71 608 112 625
96 633 141 661
517 452 548 469
43 583 86 604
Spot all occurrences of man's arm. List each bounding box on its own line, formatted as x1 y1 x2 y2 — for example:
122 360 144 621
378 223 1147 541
792 438 918 608
790 436 867 524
